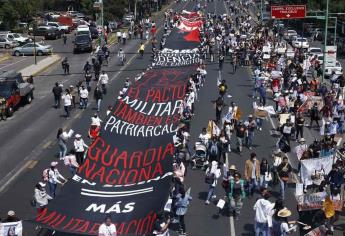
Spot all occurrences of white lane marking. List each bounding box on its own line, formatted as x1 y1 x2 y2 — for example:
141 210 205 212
0 57 27 70
224 1 236 235
0 160 32 193
269 114 277 130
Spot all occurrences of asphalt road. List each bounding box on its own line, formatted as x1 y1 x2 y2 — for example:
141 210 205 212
0 1 344 236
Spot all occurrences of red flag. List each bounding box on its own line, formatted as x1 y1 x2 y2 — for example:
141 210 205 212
183 29 200 42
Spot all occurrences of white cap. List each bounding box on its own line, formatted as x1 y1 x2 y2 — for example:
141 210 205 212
75 134 81 138
51 161 58 167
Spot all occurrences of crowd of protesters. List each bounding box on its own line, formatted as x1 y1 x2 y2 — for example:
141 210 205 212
2 1 345 236
154 0 345 236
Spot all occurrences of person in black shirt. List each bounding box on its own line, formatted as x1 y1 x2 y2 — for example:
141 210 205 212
235 120 246 155
295 112 305 140
52 82 62 109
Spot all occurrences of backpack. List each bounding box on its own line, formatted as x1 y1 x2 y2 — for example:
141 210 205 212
42 168 51 182
210 142 218 156
205 169 215 184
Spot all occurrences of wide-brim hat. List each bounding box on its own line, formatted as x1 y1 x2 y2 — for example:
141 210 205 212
229 165 237 171
277 208 292 217
299 138 306 143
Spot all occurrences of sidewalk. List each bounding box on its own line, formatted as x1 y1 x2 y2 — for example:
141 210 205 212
19 54 61 78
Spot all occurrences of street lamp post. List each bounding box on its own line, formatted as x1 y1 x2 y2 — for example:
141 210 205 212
33 23 37 65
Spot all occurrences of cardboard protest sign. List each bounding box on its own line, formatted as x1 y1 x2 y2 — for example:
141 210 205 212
0 221 22 236
300 154 334 186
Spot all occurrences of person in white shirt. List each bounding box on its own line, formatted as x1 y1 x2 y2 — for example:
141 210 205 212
62 89 72 117
98 215 117 236
63 150 79 176
116 31 122 43
47 161 67 198
34 182 52 213
121 31 127 44
73 134 88 165
99 71 109 94
91 113 103 127
79 85 89 109
205 161 221 205
198 128 209 146
254 192 273 236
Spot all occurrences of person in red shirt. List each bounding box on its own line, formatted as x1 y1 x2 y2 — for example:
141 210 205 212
151 26 157 37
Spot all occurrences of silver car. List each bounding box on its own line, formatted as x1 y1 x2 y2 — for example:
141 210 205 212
12 43 53 56
0 37 18 49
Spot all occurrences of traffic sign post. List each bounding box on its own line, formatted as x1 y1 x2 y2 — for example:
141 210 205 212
271 5 306 19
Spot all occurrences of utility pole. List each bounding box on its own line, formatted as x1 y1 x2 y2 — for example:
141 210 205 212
33 22 37 65
260 0 263 22
321 0 329 82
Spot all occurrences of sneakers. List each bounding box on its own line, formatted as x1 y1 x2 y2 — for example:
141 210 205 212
212 195 217 199
205 200 210 205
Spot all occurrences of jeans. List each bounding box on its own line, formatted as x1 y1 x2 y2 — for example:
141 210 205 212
255 222 270 236
246 131 254 148
237 137 244 152
206 185 215 201
260 96 266 106
70 166 77 176
256 118 262 129
260 175 268 188
280 179 287 200
97 99 102 112
178 215 186 233
58 140 67 159
64 105 70 117
80 98 88 109
252 87 258 98
249 178 258 195
54 96 61 108
101 84 107 95
48 182 57 198
230 197 243 216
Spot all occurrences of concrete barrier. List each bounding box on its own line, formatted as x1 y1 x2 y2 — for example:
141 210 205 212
19 54 61 78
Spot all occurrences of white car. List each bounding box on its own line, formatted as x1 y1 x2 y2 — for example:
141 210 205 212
0 32 30 44
325 61 343 77
308 47 323 56
292 37 309 49
47 22 70 33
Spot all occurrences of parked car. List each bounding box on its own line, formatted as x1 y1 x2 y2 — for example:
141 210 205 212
283 30 298 41
46 22 70 33
292 37 309 49
0 70 34 117
12 43 52 56
0 37 18 49
31 26 62 40
73 34 92 53
0 32 31 45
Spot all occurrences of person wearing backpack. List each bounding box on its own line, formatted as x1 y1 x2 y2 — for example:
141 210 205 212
228 172 246 219
207 135 220 162
205 161 221 205
33 182 52 214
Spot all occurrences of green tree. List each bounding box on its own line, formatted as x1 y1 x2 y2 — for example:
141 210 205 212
0 0 20 30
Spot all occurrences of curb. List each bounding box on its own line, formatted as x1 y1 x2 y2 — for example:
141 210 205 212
0 53 11 63
20 55 61 79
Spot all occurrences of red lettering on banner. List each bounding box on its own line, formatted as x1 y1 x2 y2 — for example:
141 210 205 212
69 218 84 231
51 215 66 228
36 209 158 235
89 223 101 234
75 220 90 233
127 87 139 99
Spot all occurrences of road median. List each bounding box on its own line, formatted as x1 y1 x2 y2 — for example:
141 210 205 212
19 54 61 79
